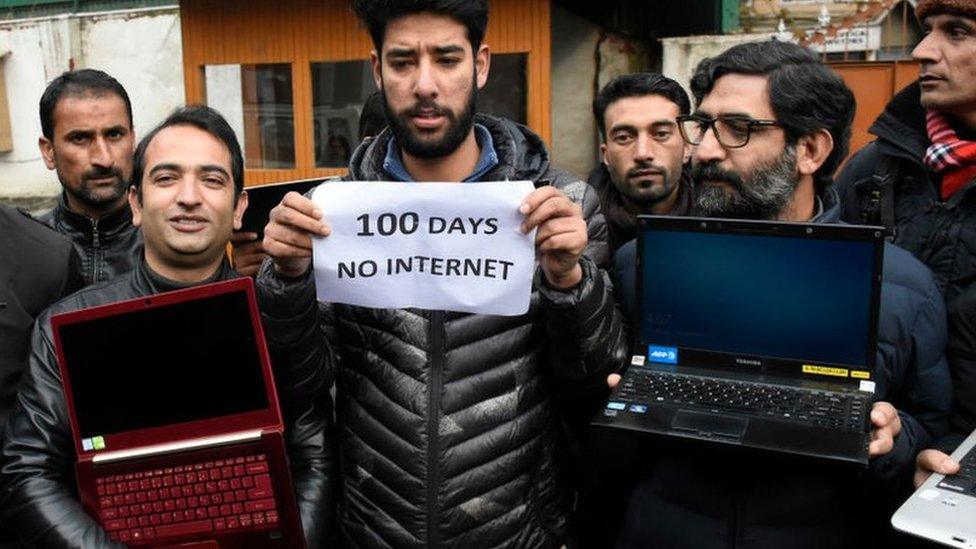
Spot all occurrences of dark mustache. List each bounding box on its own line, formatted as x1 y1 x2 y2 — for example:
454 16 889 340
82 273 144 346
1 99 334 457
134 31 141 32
405 100 450 119
82 166 123 182
690 162 745 191
626 162 665 178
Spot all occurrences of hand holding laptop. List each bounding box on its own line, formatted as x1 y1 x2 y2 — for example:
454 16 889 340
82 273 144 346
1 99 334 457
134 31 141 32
915 449 961 488
870 402 902 457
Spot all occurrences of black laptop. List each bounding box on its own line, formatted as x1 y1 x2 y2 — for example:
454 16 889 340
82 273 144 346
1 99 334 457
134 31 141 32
592 216 885 464
238 178 325 238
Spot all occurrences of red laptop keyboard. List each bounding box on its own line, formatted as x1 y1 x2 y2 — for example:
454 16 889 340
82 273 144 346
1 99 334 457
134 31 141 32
95 453 279 544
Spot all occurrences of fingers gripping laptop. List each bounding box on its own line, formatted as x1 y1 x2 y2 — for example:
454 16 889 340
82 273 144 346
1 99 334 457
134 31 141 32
893 430 976 548
51 278 305 547
593 216 885 464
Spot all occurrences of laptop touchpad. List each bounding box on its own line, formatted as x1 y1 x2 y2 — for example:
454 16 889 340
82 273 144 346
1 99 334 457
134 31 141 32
671 410 748 441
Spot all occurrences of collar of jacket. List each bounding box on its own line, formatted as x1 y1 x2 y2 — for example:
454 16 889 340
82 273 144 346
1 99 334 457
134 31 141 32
53 192 134 241
870 81 931 164
347 114 552 183
813 185 842 224
131 255 239 295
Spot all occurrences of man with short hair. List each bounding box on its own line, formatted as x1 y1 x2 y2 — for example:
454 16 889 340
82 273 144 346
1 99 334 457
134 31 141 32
257 0 627 546
0 106 332 548
37 69 141 286
613 41 950 548
590 73 693 253
833 0 976 486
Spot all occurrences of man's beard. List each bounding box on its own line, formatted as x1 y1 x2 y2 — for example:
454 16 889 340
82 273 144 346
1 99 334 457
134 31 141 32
60 165 129 211
383 81 476 159
691 145 798 220
618 161 679 205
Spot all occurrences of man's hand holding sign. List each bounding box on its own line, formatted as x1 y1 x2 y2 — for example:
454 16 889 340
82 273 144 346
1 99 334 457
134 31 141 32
263 181 588 315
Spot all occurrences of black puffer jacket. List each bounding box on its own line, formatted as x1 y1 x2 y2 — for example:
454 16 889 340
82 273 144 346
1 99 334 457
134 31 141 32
0 259 335 548
257 115 628 548
39 194 142 286
835 81 976 308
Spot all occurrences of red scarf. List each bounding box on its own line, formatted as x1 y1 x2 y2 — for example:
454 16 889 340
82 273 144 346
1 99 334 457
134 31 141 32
923 110 976 200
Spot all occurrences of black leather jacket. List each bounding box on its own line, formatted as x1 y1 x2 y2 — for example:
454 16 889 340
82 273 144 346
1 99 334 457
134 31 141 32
0 259 334 548
39 194 142 286
258 115 628 548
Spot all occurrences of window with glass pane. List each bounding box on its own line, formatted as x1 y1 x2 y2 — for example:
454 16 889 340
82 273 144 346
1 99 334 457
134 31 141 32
203 63 295 169
480 53 527 125
311 61 378 168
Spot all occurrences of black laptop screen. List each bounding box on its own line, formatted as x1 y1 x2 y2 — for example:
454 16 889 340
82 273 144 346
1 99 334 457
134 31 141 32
59 290 269 440
640 228 876 369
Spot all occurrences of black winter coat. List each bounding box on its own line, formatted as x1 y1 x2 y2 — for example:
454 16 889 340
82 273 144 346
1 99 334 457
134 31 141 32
39 194 142 286
835 81 976 457
0 205 82 545
0 260 335 548
0 205 81 433
835 81 976 308
257 115 628 548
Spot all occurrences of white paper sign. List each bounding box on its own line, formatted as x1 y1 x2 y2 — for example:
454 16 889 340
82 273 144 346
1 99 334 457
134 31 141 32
311 180 537 315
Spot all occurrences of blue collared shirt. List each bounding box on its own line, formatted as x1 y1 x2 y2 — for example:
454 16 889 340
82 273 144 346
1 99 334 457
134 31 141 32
382 123 499 182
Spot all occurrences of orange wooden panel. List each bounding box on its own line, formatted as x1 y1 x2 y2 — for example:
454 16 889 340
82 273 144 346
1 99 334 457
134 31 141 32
894 60 921 94
831 63 895 162
180 0 551 187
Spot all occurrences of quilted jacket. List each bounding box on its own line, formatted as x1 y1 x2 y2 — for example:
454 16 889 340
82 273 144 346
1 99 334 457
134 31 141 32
257 115 628 548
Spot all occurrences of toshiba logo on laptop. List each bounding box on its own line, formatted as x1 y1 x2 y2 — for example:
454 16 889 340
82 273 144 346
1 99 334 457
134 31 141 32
735 358 762 367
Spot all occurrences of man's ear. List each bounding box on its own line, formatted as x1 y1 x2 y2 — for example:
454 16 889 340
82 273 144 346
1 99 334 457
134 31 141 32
475 44 491 90
370 50 382 92
39 136 56 170
233 190 249 231
682 141 693 164
796 128 834 176
600 142 609 166
128 186 142 228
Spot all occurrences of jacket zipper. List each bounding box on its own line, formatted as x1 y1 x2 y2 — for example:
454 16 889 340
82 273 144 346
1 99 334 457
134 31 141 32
90 218 100 284
427 310 445 547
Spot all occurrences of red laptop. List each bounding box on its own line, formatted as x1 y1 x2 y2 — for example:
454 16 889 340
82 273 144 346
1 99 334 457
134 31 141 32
51 277 305 547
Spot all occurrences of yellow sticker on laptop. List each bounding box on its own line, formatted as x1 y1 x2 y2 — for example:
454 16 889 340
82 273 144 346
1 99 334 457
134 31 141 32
802 365 849 378
850 370 871 379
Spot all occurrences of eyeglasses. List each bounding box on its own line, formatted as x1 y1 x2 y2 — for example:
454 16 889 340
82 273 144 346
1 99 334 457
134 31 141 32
676 114 781 149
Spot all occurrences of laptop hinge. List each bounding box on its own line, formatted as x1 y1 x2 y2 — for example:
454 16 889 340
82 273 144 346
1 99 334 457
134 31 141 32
91 430 263 464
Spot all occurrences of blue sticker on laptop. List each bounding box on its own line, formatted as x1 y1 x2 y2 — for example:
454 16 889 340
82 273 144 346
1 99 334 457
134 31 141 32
647 345 678 365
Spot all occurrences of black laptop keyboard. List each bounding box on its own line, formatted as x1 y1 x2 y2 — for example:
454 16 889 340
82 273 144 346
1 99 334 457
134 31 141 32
937 450 976 494
612 370 870 432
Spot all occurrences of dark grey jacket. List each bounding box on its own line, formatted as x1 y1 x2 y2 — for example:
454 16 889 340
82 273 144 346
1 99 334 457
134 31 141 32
0 260 335 548
257 115 628 548
0 205 81 433
39 194 142 286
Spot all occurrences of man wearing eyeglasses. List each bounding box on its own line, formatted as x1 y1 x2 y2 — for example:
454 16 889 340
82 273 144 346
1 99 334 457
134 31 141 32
610 41 950 549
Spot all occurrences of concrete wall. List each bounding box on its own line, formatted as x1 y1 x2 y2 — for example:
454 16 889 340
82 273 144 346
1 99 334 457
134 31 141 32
661 32 776 101
0 6 184 211
550 5 650 180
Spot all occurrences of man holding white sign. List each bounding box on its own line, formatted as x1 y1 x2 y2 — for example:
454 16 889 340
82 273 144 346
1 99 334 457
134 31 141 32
256 1 626 547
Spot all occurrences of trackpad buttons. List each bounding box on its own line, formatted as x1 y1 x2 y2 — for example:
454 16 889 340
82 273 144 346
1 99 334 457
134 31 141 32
671 410 748 441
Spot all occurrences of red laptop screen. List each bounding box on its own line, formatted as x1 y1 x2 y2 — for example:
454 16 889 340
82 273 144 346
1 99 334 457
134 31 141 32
58 289 269 443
